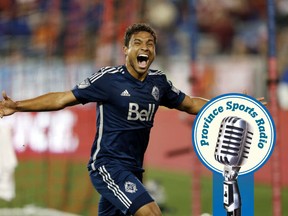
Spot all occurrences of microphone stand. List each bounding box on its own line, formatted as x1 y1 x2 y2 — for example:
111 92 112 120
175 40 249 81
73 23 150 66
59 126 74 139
227 208 241 216
223 166 241 216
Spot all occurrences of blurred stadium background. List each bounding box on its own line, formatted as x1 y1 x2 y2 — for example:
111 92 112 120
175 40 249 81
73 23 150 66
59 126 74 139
0 0 288 215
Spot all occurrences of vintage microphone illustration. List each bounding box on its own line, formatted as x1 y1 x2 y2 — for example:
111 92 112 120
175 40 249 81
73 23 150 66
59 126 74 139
214 116 253 216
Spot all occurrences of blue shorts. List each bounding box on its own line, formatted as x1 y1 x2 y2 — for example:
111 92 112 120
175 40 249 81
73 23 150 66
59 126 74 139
89 163 154 216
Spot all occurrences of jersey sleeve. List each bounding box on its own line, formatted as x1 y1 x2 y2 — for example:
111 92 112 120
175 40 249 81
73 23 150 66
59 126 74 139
72 68 110 104
160 75 186 108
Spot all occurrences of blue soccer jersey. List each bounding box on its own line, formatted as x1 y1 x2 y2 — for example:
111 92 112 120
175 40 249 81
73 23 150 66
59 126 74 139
72 65 185 172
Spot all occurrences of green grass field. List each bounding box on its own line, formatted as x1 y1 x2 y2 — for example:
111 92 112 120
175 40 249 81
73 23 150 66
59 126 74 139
0 159 287 216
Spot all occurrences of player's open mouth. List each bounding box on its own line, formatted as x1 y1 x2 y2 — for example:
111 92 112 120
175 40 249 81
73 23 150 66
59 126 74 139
137 54 149 68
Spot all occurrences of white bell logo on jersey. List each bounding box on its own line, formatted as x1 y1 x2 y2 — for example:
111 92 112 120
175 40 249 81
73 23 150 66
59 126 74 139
127 103 155 121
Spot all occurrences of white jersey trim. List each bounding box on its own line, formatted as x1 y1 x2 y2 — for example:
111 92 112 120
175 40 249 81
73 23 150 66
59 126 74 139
93 103 103 161
148 69 164 76
90 66 121 83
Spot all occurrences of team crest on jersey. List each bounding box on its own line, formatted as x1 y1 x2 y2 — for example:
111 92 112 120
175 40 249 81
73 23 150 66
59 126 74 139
151 86 159 101
125 181 137 193
77 78 90 89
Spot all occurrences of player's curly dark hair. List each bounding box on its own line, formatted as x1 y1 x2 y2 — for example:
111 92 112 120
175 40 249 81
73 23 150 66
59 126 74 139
124 23 157 47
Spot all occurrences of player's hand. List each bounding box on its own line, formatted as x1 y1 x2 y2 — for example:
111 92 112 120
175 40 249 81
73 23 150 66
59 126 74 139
242 90 267 107
256 96 267 106
0 91 17 118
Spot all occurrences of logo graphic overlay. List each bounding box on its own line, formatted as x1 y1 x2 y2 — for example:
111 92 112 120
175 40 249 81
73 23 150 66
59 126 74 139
214 116 253 214
214 116 253 170
192 93 275 175
192 93 276 216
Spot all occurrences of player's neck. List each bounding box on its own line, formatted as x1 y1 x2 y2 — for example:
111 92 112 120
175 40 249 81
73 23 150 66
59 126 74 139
125 64 148 81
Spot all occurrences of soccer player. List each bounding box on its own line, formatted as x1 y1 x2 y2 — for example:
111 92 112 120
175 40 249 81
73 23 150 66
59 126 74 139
0 23 229 215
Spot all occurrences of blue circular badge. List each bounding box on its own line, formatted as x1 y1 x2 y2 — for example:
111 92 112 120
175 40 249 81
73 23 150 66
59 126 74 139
192 93 276 175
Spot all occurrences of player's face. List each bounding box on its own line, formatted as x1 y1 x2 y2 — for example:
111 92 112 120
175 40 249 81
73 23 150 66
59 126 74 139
124 31 156 81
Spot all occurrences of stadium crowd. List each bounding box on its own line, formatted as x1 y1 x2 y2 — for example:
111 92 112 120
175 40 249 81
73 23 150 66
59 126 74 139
0 0 288 99
0 0 287 57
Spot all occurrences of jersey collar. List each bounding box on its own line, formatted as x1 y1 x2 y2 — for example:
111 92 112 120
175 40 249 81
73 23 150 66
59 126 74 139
122 65 150 83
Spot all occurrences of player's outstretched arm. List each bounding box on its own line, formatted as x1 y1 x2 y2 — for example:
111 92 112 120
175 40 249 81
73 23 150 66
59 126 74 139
0 91 79 118
176 94 267 116
177 95 209 115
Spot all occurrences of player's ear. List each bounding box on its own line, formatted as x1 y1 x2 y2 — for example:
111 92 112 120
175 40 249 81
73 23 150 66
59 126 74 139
123 46 128 56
